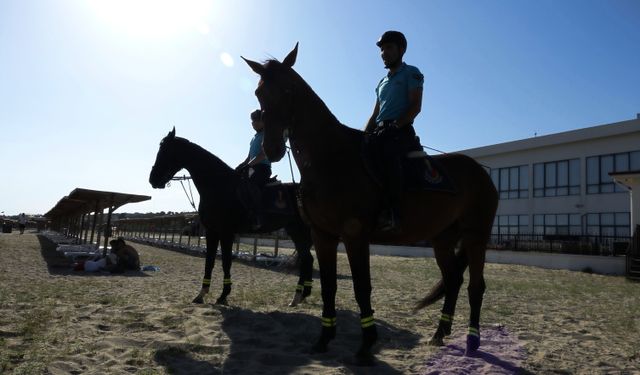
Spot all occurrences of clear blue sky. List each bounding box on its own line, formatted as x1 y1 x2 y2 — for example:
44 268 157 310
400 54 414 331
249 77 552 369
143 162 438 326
1 0 639 216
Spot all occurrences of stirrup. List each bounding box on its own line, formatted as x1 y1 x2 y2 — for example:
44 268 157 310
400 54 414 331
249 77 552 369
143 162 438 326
379 209 400 232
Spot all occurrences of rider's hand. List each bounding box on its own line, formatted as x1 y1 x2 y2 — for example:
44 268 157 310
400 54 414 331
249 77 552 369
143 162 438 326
375 124 399 138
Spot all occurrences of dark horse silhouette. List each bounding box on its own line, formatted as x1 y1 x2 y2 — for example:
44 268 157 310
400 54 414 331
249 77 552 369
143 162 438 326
242 45 498 364
149 128 314 306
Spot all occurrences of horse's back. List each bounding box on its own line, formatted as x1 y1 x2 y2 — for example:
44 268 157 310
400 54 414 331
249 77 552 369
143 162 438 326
433 153 498 232
433 153 494 191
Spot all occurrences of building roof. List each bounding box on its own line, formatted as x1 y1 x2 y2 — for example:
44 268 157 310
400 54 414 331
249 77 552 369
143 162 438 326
45 188 151 218
457 117 640 158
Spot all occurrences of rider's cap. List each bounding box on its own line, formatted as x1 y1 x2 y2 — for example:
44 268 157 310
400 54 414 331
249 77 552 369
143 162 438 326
250 109 262 121
376 31 407 52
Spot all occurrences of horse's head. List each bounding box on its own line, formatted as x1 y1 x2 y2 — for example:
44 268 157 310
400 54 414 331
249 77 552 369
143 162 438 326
242 43 299 162
149 127 184 188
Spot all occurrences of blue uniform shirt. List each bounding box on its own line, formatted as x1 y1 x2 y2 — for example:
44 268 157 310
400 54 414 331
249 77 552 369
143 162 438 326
249 131 271 166
375 62 424 123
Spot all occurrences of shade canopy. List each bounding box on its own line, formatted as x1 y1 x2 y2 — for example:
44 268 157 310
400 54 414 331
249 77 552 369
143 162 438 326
45 188 151 218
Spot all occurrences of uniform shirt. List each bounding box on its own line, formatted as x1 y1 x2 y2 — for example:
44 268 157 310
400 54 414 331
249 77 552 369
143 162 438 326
249 131 271 166
375 62 424 123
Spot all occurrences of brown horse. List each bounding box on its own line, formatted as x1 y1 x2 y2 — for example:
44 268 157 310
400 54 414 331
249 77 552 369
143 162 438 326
243 45 498 365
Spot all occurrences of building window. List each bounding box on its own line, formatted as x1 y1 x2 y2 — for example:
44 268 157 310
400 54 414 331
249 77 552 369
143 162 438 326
492 215 529 235
586 151 640 194
586 212 631 237
533 213 581 235
490 165 528 199
533 159 580 197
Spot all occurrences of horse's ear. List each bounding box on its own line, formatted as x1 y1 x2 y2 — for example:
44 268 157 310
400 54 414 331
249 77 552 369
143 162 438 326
242 56 266 76
168 127 175 139
282 42 298 68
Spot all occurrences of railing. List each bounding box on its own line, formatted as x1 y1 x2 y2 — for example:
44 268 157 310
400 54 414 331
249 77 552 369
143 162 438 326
114 217 633 257
627 225 640 279
489 233 631 256
113 217 288 259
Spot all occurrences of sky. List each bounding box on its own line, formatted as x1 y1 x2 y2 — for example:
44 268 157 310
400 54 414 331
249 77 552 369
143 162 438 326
1 0 639 216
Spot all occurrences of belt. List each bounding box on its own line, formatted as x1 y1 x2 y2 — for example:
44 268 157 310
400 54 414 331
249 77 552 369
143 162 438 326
377 120 413 128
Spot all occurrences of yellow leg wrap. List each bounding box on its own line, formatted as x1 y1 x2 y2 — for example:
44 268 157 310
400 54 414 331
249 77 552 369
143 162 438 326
202 278 211 286
361 316 375 328
223 278 232 285
321 316 337 327
440 313 452 323
296 285 303 291
468 327 480 337
304 281 313 287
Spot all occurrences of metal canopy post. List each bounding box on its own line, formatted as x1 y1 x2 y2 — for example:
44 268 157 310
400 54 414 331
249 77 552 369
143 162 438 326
102 194 116 255
90 201 100 247
96 207 104 252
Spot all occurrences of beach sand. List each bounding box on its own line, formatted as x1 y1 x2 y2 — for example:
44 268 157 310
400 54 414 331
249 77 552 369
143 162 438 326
1 232 638 374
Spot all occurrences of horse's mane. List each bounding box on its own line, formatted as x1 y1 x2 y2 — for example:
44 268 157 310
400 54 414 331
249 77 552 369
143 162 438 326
262 59 362 138
172 136 234 173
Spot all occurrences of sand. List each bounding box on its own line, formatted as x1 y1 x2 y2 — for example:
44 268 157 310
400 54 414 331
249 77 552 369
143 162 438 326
1 232 639 374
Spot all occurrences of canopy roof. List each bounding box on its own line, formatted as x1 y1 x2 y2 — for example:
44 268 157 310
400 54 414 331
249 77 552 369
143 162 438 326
45 188 150 218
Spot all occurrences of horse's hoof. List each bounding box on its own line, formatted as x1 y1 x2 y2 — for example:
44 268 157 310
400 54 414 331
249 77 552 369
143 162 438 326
192 296 204 304
215 298 228 305
428 336 444 346
288 292 304 307
465 334 480 355
302 287 312 299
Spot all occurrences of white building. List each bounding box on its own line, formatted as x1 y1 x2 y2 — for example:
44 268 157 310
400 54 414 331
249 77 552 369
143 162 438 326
458 115 640 239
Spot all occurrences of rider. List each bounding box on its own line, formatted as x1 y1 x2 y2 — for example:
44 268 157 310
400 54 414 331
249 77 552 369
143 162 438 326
364 30 424 232
236 109 272 228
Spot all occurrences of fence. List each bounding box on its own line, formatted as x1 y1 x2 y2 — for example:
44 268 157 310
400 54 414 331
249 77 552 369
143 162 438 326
489 233 631 256
114 216 634 259
627 225 640 280
113 216 288 259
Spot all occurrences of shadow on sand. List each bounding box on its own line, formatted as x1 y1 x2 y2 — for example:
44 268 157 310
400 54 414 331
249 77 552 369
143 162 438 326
153 306 420 374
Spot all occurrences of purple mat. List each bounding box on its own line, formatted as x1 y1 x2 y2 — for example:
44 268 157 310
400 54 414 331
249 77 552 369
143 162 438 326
422 325 527 374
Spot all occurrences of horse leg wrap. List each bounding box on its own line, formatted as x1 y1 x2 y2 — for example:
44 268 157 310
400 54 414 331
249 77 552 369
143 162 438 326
438 313 453 336
357 316 378 357
312 317 336 353
429 313 453 346
465 326 481 354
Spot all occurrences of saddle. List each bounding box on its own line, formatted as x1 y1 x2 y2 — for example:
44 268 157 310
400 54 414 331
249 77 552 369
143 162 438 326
362 134 457 194
237 178 296 218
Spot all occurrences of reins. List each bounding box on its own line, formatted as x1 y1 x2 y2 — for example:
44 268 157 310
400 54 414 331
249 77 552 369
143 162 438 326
169 175 198 211
286 146 296 184
421 144 491 170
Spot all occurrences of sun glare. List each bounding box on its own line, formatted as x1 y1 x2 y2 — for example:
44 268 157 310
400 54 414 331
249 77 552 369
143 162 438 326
89 0 212 38
220 52 234 67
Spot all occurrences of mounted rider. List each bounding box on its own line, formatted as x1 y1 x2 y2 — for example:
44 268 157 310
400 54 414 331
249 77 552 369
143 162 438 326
364 30 424 232
236 109 272 229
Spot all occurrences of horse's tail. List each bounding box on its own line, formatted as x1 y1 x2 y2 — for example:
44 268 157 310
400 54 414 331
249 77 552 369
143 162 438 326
413 250 468 312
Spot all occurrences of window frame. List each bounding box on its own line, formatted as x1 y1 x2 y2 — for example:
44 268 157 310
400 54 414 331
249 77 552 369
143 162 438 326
533 158 580 197
490 165 529 200
586 151 640 194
